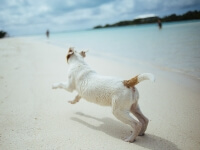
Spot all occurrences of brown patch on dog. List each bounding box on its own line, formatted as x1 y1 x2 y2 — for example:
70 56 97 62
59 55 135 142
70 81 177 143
80 51 86 58
123 75 139 88
66 47 74 62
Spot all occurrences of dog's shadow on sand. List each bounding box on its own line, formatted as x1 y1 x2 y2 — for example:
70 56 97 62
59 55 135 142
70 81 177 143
71 112 180 150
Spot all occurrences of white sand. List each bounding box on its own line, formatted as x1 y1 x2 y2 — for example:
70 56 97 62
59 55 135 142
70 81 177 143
0 38 200 150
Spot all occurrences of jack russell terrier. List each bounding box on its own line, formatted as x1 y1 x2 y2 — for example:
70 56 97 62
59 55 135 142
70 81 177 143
52 48 155 142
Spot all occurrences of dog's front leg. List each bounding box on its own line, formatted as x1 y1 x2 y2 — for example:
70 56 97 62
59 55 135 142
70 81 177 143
52 81 74 92
68 95 81 104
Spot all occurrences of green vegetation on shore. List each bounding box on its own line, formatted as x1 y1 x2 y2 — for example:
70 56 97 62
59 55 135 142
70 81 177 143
0 30 7 38
94 10 200 29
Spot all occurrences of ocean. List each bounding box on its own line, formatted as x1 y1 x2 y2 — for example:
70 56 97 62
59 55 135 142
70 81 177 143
33 20 200 79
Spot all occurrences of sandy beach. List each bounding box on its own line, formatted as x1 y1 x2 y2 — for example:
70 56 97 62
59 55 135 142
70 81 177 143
0 37 200 150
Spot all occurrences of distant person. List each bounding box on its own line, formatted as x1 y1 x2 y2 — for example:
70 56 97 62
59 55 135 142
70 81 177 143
157 19 162 29
46 30 50 38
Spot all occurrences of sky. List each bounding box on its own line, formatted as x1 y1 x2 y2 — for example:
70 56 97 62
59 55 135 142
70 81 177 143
0 0 200 36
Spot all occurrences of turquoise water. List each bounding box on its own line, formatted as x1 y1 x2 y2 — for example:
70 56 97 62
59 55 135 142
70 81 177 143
35 20 200 79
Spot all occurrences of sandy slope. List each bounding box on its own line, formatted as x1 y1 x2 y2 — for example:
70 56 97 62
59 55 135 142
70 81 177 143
0 38 200 150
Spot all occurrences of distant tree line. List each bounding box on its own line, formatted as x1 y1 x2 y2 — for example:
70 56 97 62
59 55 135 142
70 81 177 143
0 30 8 38
94 10 200 29
162 10 200 22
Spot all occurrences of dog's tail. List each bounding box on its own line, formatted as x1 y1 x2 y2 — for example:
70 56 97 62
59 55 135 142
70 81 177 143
123 73 155 88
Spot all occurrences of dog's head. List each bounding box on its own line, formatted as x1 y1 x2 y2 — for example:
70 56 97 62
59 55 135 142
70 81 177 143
66 47 88 63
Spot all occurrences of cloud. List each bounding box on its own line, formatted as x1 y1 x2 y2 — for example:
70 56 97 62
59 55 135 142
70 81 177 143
136 14 156 19
0 0 200 36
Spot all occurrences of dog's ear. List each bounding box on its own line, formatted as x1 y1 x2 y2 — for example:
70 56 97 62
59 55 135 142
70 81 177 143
79 50 89 58
80 51 86 58
66 47 75 62
68 47 74 55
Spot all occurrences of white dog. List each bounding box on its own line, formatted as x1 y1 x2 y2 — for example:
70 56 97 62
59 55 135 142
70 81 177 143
52 48 155 142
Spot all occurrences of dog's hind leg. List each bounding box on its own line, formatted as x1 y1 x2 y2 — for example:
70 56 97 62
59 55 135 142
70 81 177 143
68 95 81 104
112 103 142 142
130 103 149 136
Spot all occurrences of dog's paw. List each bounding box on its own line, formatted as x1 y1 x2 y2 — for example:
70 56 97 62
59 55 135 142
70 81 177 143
52 83 58 89
123 135 136 143
68 100 75 104
123 132 136 143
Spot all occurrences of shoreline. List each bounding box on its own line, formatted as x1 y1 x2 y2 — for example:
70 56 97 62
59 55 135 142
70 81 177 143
89 49 200 82
0 38 200 150
21 35 200 82
20 20 200 81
